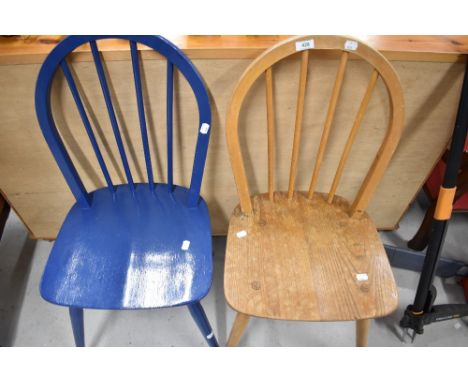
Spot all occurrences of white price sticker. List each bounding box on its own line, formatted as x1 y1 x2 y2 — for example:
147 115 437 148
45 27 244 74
344 40 358 51
356 273 368 281
200 123 210 134
295 39 315 51
236 230 247 238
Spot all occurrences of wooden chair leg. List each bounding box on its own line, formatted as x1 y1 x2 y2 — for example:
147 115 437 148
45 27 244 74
408 202 435 251
0 195 10 241
226 312 250 347
69 307 85 347
356 319 370 347
187 302 219 347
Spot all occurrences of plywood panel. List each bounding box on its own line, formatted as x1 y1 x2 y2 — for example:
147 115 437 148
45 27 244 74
0 56 463 239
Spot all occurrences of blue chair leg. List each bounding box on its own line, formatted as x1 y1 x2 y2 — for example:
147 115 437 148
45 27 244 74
69 307 85 347
187 302 219 347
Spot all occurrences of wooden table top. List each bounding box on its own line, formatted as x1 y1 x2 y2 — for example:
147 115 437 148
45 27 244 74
0 35 467 64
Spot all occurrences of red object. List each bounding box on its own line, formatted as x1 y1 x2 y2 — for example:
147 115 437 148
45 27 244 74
426 160 468 211
461 277 468 303
425 137 468 211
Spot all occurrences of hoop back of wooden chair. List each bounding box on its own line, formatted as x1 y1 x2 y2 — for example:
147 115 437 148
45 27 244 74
226 35 405 217
35 35 211 209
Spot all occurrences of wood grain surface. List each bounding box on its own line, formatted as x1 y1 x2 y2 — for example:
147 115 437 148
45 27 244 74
224 192 398 320
225 35 405 218
1 35 468 64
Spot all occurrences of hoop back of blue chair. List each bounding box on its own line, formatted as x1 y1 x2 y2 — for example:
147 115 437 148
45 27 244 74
35 35 211 208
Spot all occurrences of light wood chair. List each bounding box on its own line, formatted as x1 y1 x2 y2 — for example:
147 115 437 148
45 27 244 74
224 35 405 346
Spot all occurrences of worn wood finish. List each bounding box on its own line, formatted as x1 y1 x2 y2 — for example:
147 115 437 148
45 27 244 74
224 36 403 345
226 35 405 216
328 70 379 203
287 50 309 199
308 51 349 198
266 67 275 201
224 192 398 321
0 41 464 239
226 312 251 347
356 319 371 346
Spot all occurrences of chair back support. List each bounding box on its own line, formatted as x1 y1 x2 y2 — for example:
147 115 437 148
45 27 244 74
35 35 211 208
226 35 405 216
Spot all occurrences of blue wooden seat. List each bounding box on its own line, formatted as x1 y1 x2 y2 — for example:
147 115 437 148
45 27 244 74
41 184 212 309
35 36 218 346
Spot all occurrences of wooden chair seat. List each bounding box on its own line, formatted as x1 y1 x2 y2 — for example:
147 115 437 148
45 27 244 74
224 192 398 321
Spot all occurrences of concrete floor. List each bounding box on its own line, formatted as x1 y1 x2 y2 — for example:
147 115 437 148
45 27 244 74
0 194 467 346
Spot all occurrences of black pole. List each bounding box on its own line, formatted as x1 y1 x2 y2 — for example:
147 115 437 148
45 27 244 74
412 62 468 312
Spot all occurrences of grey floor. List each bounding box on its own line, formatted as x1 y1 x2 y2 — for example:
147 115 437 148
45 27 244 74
1 193 467 346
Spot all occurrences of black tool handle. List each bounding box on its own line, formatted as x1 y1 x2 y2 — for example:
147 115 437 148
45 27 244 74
412 63 468 312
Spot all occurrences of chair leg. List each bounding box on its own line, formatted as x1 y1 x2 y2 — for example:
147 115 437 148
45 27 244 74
69 307 85 347
0 195 10 241
226 312 250 347
408 202 435 251
356 319 370 347
187 302 219 347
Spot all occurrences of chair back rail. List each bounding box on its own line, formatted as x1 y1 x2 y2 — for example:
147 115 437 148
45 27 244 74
167 61 174 190
226 35 405 216
130 40 154 192
265 67 275 202
35 35 211 208
287 49 309 200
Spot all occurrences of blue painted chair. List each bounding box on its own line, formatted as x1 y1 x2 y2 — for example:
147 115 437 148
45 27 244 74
35 35 218 346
